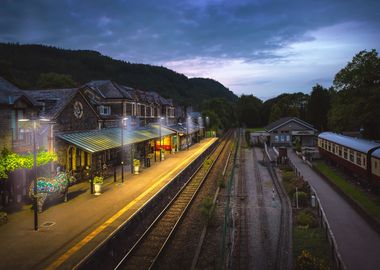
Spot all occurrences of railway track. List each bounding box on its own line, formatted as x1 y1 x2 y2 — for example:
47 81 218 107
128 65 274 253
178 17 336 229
252 147 273 269
114 131 234 270
265 150 292 270
231 129 249 269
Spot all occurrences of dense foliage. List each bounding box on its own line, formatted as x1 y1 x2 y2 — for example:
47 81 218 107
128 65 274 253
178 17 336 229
0 148 57 179
328 49 380 138
200 98 237 130
0 43 237 107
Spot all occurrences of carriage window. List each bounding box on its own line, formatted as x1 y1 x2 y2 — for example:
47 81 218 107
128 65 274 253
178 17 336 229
338 146 342 156
349 150 354 162
344 149 348 159
363 157 366 167
375 161 378 169
357 153 361 166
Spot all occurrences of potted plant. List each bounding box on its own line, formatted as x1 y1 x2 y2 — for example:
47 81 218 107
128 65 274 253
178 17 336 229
160 149 165 160
93 176 104 195
133 159 140 174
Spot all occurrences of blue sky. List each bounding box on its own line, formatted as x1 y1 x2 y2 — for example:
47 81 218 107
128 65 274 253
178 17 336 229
0 0 379 99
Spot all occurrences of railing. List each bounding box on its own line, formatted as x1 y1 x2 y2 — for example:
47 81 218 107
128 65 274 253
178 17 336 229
288 159 346 270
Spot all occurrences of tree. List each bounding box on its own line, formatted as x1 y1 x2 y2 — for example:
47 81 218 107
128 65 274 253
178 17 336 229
306 84 331 131
329 49 380 138
36 72 77 89
236 95 263 127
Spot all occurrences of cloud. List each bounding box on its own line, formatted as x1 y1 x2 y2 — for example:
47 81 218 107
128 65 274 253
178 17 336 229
0 0 379 97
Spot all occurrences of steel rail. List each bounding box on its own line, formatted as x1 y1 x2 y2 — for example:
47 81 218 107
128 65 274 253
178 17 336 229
114 130 234 270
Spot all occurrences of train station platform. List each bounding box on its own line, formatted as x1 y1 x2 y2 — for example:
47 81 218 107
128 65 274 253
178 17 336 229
287 150 380 270
0 138 217 270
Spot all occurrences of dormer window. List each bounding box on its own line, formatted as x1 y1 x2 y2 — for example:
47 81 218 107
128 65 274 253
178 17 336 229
99 105 111 116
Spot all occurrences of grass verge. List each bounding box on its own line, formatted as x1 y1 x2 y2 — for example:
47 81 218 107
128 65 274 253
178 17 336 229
313 160 380 224
293 224 334 269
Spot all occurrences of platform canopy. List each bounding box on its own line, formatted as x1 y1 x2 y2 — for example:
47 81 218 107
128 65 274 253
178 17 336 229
57 125 175 153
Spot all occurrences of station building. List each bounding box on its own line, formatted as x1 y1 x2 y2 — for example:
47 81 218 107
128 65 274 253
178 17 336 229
265 117 317 147
0 77 202 205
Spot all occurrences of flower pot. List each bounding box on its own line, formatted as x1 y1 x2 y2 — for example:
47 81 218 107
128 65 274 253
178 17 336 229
94 183 102 195
134 165 140 174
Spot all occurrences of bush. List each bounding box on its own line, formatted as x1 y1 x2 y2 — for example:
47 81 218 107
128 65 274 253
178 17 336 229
295 191 309 207
296 210 318 228
200 196 215 224
93 176 104 184
283 171 295 182
296 250 330 270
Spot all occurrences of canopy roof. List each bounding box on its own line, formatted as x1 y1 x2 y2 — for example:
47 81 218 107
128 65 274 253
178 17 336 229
57 125 175 153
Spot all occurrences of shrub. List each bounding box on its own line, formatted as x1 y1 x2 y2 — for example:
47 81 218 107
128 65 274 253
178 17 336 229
295 191 309 207
201 196 215 224
283 171 295 182
93 176 104 185
296 210 318 228
296 250 330 270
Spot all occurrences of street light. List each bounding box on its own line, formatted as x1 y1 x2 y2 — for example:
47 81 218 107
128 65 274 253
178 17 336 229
121 117 128 183
19 117 50 231
186 116 191 150
159 117 164 161
205 116 209 138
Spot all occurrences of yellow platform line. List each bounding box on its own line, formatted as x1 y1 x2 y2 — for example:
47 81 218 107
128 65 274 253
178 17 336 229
46 139 216 270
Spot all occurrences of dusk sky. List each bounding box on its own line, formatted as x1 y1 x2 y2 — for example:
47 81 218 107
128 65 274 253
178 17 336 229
1 0 379 99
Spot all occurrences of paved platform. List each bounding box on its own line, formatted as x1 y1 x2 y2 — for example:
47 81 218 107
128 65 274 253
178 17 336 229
0 138 217 270
288 150 380 270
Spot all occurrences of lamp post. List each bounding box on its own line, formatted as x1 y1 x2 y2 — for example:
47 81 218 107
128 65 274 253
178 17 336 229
186 116 191 150
121 117 128 183
19 117 49 231
159 117 164 161
205 116 209 138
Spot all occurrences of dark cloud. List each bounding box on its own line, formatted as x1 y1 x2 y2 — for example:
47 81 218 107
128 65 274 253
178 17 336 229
1 0 379 63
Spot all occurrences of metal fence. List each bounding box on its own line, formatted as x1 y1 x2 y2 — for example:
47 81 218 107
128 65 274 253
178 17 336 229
288 159 346 270
75 139 219 270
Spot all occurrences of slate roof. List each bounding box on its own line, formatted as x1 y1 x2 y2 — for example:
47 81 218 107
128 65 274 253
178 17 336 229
85 80 130 99
319 132 380 155
25 88 78 119
265 117 316 132
0 77 39 106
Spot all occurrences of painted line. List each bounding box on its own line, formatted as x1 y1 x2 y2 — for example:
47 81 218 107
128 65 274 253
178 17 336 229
46 139 216 270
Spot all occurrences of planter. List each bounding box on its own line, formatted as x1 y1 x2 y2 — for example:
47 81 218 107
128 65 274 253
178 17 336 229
94 183 102 195
134 165 140 174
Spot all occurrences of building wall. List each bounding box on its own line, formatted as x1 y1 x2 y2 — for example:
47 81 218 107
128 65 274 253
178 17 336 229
54 92 98 133
0 106 13 150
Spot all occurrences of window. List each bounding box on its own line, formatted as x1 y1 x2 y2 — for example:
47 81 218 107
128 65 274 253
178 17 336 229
357 153 362 166
286 135 290 142
363 157 366 167
99 105 111 116
274 135 279 142
344 149 348 159
375 161 378 169
349 150 354 162
338 146 342 156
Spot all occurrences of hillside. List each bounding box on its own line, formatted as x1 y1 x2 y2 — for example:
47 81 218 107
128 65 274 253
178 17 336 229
0 43 237 107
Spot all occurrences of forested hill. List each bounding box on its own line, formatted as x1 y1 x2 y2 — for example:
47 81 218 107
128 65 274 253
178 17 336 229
0 43 237 106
